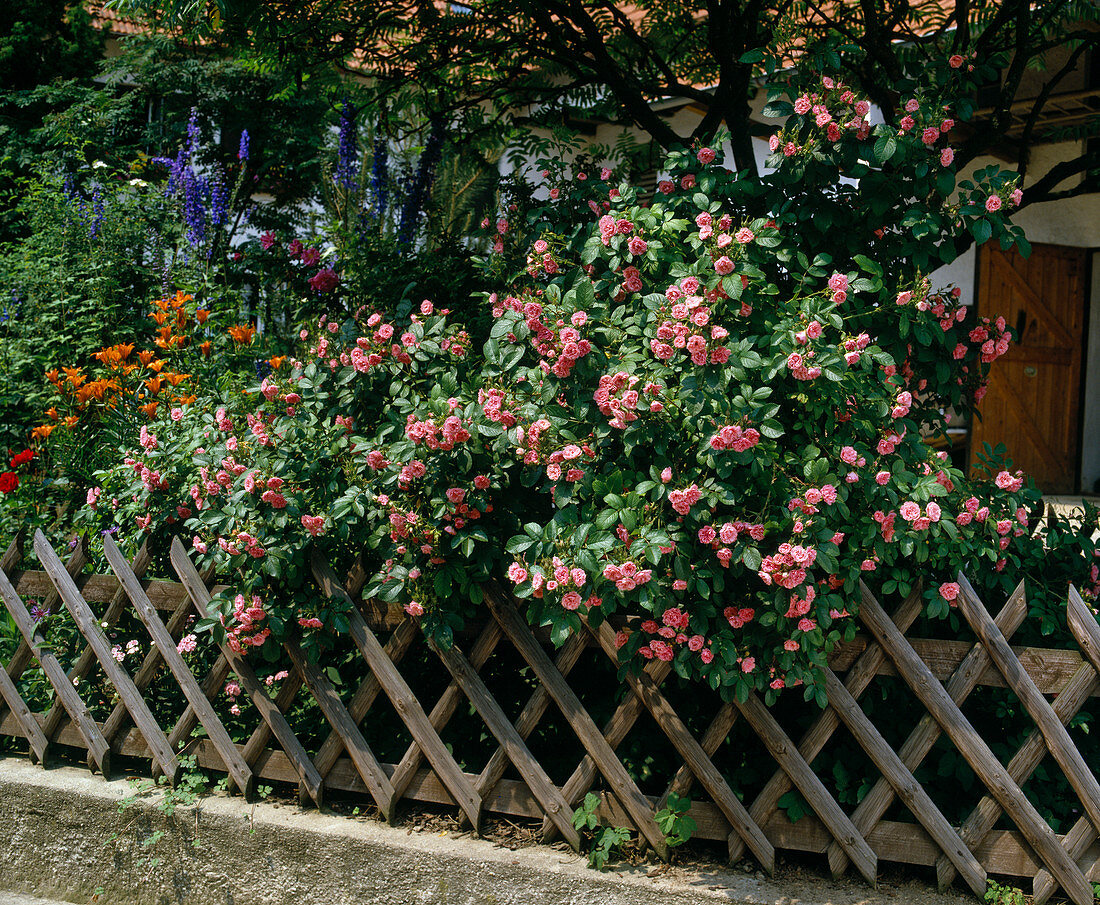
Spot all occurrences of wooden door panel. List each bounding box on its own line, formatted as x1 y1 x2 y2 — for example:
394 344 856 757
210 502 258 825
969 243 1086 494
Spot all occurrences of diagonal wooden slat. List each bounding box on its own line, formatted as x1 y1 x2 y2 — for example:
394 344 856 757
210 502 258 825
731 584 926 865
583 614 776 873
166 652 231 754
819 665 987 895
103 535 255 799
34 531 180 784
477 631 588 830
0 563 110 775
734 691 878 886
390 621 503 807
284 635 397 821
955 573 1100 838
0 663 48 764
484 587 670 859
424 629 581 850
0 538 89 712
313 552 483 830
981 660 1097 905
312 618 420 784
1032 585 1100 904
240 554 375 807
170 537 325 807
858 580 1094 905
828 581 1027 881
542 656 672 845
0 537 48 764
43 542 152 745
135 563 218 779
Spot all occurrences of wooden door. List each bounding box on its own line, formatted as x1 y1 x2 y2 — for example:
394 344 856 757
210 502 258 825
969 243 1087 494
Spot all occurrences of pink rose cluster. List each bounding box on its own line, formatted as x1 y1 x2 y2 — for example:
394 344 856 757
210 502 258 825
507 559 601 610
697 520 766 568
785 351 821 381
217 527 269 559
594 372 663 429
385 505 443 566
404 407 473 451
668 483 703 516
597 214 635 247
544 442 592 483
994 470 1024 493
709 423 761 453
223 593 271 653
967 316 1012 364
495 292 594 378
650 280 733 365
898 499 943 531
635 607 712 664
789 79 873 145
479 387 519 427
526 237 560 278
758 543 818 589
789 484 838 517
602 560 654 592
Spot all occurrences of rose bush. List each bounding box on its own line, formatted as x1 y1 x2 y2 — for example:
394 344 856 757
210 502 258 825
79 70 1097 704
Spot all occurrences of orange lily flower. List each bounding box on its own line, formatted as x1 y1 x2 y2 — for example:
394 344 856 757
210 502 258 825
199 341 212 357
269 356 287 370
31 424 56 440
228 324 256 345
137 350 156 367
196 309 210 324
139 402 159 418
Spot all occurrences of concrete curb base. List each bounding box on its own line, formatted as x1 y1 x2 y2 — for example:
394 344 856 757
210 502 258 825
0 757 977 905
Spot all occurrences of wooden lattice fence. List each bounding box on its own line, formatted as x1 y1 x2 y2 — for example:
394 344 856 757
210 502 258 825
1 528 1100 903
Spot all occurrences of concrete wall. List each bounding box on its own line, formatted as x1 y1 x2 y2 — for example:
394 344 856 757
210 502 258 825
0 758 977 905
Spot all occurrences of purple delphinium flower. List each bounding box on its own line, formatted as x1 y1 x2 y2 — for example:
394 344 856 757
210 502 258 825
370 137 388 221
182 167 208 248
238 129 250 162
397 119 444 247
336 100 358 191
209 174 228 232
88 188 104 239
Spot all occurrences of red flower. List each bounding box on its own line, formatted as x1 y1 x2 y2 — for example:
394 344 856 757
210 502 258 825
0 472 19 494
9 449 34 469
308 268 340 293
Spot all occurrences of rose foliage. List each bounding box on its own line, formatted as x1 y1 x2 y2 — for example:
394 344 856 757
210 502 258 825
82 72 1092 705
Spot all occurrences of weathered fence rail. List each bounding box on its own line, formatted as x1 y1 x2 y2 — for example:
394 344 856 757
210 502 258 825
1 529 1099 902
